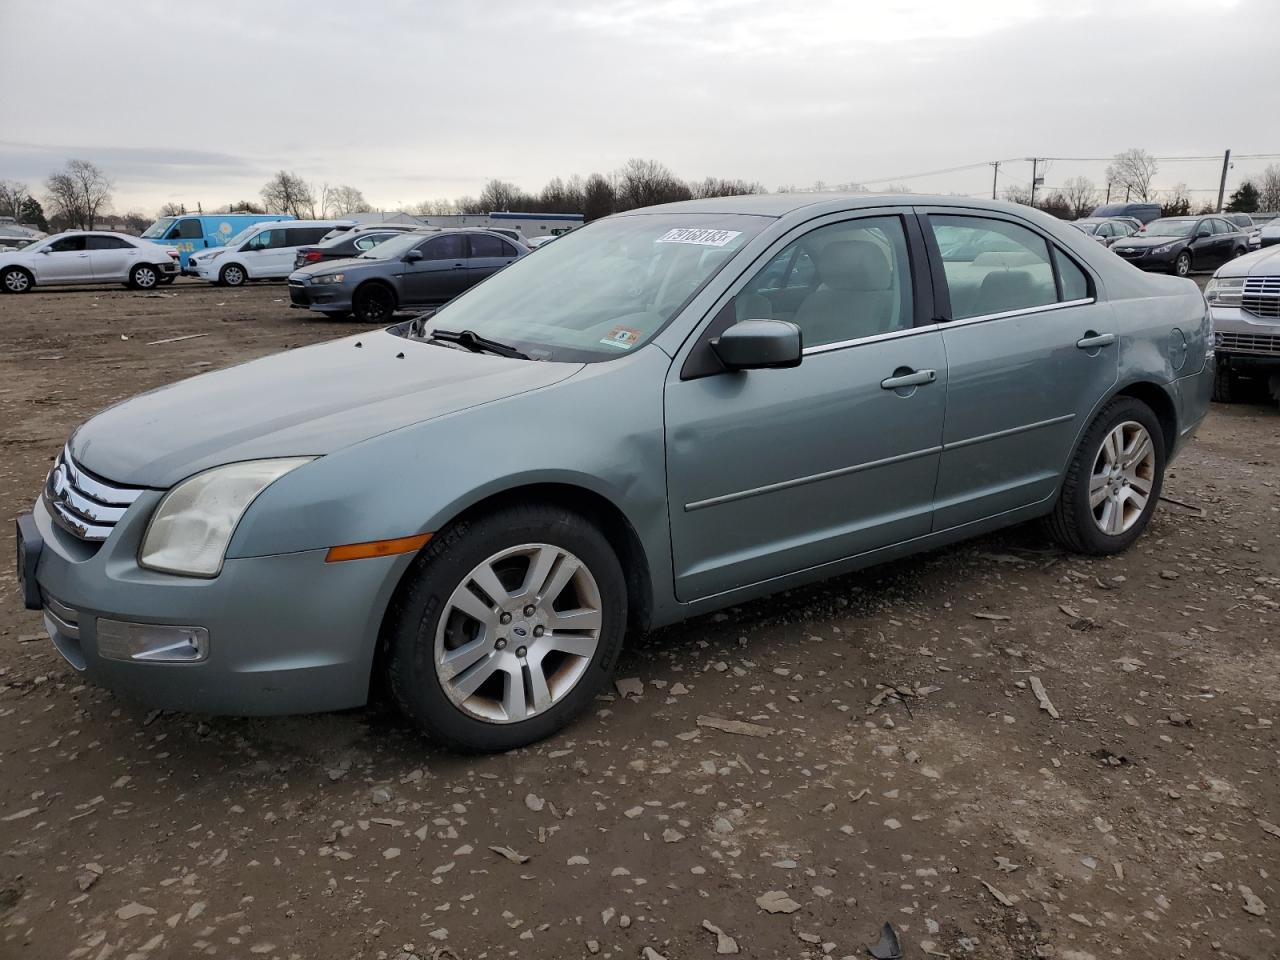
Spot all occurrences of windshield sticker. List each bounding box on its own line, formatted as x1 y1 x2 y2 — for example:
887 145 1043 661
655 227 742 247
600 326 643 350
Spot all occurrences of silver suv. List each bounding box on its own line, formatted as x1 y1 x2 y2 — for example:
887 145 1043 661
1206 244 1280 402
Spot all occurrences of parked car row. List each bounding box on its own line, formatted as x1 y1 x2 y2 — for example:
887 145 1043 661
1109 215 1251 277
288 228 528 323
186 219 356 285
0 231 179 293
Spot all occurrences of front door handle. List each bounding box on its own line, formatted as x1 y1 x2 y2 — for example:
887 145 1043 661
880 368 937 390
1077 332 1116 349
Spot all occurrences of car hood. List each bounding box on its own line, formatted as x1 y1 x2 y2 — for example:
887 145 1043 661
1116 235 1187 248
1215 244 1280 277
71 328 583 488
293 256 381 279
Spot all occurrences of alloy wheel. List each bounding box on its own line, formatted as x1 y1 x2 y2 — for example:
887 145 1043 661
434 543 603 724
223 266 244 286
134 266 156 288
4 270 30 293
1089 421 1155 536
1175 253 1191 276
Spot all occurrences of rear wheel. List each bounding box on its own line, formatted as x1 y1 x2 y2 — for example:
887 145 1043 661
2 266 32 293
1048 397 1165 555
219 263 246 287
128 263 159 290
353 283 395 324
386 504 626 752
1173 251 1192 277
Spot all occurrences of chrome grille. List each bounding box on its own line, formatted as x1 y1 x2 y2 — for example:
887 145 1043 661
43 447 143 541
1242 276 1280 319
1218 332 1280 356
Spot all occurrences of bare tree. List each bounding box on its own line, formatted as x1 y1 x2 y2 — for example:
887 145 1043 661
1002 184 1033 206
689 177 766 199
158 202 187 217
44 159 113 229
1160 183 1192 217
45 172 84 229
615 158 691 210
260 171 316 218
1256 163 1280 213
411 198 460 216
328 185 369 216
0 180 32 220
1059 176 1099 219
582 173 617 221
1105 149 1159 202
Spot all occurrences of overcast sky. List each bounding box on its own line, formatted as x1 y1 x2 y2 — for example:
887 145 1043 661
3 0 1279 216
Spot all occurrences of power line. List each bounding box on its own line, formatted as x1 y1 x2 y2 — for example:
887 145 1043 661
856 152 1280 186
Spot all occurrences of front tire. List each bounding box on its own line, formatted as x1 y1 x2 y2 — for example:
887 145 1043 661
1048 397 1165 555
129 263 159 290
1172 251 1192 277
352 283 396 324
386 504 626 752
1212 359 1242 403
219 263 246 287
2 266 33 294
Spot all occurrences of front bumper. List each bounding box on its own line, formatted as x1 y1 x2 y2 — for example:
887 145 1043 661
1210 305 1280 363
1112 247 1179 271
19 492 411 715
288 279 353 313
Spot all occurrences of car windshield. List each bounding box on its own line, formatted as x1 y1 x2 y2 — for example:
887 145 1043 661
224 225 261 247
1144 218 1196 238
141 218 175 240
1075 222 1100 234
323 230 389 250
405 213 770 362
359 232 436 259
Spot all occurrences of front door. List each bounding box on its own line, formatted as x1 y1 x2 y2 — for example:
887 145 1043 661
665 211 946 601
400 233 467 305
33 235 93 283
921 209 1119 530
238 227 291 278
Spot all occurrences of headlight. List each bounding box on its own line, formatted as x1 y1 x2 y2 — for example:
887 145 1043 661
1205 276 1244 306
312 273 345 285
201 250 224 262
1152 243 1176 255
139 458 314 577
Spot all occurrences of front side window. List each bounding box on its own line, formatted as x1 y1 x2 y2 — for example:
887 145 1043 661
405 213 770 362
244 229 284 250
176 219 203 239
929 215 1058 319
419 234 465 261
736 216 913 347
48 236 87 253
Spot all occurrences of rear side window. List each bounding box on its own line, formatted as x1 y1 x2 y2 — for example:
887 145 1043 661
87 236 133 250
929 215 1058 320
287 227 331 246
354 233 391 252
1054 249 1090 301
468 234 507 259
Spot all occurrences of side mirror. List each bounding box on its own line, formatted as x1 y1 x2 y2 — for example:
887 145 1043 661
40 247 53 254
403 249 424 263
710 319 803 371
1195 228 1211 239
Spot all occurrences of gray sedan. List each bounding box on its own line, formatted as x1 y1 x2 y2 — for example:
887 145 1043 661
289 229 526 323
17 194 1213 752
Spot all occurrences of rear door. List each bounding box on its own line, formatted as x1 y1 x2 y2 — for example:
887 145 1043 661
399 233 468 305
921 209 1119 530
465 234 521 288
86 235 135 281
33 235 93 283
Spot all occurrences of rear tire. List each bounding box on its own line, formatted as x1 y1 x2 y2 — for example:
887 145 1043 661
353 283 396 324
2 266 33 293
385 504 626 752
219 263 246 287
1047 396 1165 555
129 263 160 290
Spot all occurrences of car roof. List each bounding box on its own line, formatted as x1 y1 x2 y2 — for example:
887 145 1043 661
617 192 1051 218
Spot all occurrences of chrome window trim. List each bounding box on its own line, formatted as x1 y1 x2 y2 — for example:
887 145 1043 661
799 298 1097 356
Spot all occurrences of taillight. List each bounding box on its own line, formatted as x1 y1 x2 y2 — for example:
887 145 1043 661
166 249 180 259
303 251 323 263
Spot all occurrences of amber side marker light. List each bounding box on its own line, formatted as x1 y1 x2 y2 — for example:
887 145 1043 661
325 533 432 563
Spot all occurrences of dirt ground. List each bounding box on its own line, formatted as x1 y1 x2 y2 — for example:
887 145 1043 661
1 279 1277 960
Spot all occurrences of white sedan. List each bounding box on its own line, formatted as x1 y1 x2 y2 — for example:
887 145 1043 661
0 231 180 293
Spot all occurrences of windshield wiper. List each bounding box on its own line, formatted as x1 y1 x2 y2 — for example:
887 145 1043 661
427 328 530 360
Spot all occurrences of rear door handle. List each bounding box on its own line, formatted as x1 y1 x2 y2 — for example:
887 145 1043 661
1076 333 1116 349
880 368 937 390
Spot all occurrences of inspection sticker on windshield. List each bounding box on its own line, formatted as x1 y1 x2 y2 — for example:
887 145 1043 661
600 326 643 350
656 227 742 247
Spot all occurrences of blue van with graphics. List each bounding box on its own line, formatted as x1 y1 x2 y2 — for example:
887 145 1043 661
141 213 295 269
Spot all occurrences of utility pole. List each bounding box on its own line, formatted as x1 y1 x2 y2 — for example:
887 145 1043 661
1216 148 1232 212
1028 158 1040 207
1105 182 1112 203
991 161 1000 200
